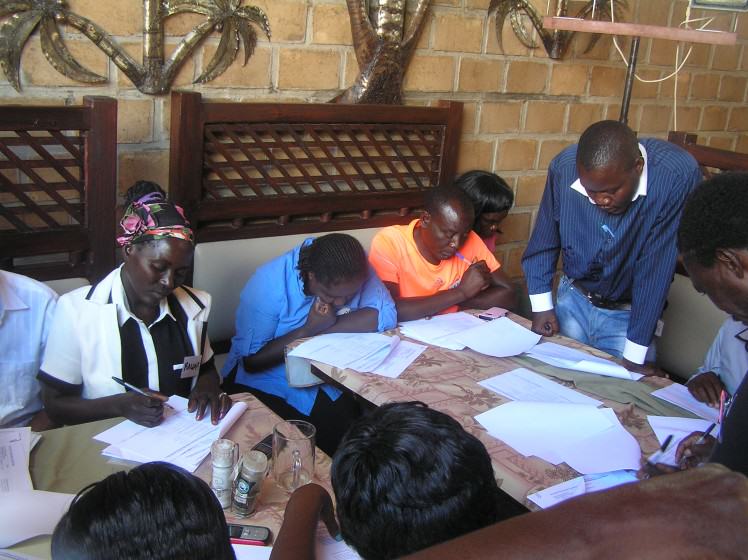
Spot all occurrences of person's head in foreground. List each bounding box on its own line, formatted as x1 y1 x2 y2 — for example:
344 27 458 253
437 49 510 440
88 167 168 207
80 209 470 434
678 172 748 326
331 402 508 560
576 120 643 215
454 170 514 241
118 181 195 313
52 462 234 560
297 233 369 310
416 186 475 263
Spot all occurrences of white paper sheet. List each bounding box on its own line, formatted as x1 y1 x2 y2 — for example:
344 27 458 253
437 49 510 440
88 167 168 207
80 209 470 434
399 312 484 350
288 333 397 372
231 544 272 560
96 396 248 472
453 317 541 358
558 410 642 474
370 339 427 378
526 342 643 381
0 490 75 547
315 525 361 560
650 384 720 423
476 402 641 474
527 470 638 509
646 416 718 466
0 428 33 494
479 368 603 406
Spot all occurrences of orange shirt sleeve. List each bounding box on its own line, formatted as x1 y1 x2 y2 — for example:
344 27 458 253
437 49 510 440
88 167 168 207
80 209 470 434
369 228 402 285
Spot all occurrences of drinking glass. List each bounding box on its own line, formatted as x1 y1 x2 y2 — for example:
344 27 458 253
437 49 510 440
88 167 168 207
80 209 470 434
272 420 315 492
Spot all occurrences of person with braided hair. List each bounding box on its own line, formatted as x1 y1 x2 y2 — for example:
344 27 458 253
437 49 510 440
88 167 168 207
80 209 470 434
38 181 231 428
223 233 397 453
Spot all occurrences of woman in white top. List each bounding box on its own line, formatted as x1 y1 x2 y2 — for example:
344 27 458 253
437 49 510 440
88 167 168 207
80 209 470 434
39 182 230 427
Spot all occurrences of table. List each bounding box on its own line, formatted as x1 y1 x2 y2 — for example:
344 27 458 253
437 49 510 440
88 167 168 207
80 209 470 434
10 393 332 558
305 313 696 507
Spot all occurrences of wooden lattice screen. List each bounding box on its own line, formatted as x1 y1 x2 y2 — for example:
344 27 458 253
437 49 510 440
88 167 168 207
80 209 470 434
0 97 117 282
169 92 463 242
668 131 748 178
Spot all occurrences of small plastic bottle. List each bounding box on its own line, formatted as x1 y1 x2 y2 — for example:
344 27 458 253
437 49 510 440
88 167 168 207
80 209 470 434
232 450 268 517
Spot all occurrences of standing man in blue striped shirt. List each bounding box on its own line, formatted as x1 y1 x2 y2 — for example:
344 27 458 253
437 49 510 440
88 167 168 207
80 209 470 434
522 120 701 375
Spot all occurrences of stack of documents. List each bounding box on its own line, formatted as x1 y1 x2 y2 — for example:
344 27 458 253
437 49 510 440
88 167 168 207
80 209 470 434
475 402 641 474
0 427 75 548
94 396 248 472
647 415 719 466
526 342 643 381
650 384 720 423
400 313 541 357
527 470 638 509
287 332 426 380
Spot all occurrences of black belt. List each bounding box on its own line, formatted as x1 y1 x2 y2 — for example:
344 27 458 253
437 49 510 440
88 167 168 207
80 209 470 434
571 280 631 310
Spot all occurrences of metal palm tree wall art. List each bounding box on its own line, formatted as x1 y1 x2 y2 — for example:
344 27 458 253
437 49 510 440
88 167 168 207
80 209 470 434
334 0 430 104
0 0 271 94
489 0 626 59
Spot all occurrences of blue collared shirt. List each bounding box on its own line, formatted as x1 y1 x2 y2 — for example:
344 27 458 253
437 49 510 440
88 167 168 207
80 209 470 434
692 318 748 396
222 238 397 415
522 138 702 360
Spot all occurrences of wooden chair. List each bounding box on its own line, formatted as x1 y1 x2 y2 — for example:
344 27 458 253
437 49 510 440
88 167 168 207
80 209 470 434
0 97 117 285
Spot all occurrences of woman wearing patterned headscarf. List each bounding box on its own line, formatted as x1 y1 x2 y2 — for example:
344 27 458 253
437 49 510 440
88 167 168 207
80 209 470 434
39 182 231 427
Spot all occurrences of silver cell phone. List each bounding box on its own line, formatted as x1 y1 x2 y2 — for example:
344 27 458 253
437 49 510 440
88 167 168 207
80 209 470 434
228 524 272 545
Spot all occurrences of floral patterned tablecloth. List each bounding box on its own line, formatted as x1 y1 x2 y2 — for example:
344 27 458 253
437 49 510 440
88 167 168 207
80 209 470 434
302 313 693 509
22 392 331 557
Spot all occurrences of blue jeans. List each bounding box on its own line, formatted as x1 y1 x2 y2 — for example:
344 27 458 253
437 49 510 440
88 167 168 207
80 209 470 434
555 276 655 361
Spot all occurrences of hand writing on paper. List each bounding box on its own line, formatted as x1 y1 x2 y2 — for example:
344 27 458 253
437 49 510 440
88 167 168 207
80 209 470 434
687 372 725 407
675 430 717 469
531 309 559 337
117 390 168 427
458 261 491 299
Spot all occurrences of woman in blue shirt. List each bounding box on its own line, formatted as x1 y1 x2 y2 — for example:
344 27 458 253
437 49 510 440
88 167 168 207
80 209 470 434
223 234 397 453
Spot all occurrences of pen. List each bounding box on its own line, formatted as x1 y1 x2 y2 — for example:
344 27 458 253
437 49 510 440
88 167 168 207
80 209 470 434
694 423 716 446
601 224 616 239
718 390 726 424
455 251 478 264
111 376 172 409
647 434 674 465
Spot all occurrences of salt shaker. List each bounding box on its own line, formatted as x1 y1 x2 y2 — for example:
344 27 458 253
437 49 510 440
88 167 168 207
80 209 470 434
210 438 238 509
232 450 268 517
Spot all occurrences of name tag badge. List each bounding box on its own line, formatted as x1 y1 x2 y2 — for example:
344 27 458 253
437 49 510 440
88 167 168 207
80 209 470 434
176 355 202 379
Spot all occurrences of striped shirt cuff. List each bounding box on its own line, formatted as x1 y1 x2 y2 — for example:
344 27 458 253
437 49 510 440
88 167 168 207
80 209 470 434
623 339 648 364
529 292 554 312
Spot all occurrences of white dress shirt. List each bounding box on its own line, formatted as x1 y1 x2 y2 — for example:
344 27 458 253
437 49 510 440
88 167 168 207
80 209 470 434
0 270 58 427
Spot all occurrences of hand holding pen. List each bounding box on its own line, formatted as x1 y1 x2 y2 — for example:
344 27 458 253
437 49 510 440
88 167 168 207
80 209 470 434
676 423 718 469
111 376 171 427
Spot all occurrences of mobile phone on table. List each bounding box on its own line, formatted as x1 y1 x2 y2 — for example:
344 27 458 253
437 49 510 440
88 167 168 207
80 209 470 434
228 524 272 546
478 307 508 321
251 433 273 460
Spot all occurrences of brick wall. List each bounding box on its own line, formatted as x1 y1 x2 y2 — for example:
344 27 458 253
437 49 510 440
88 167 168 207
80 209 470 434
2 0 747 282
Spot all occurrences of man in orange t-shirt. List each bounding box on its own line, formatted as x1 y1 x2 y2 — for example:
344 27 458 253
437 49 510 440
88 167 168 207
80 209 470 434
369 187 517 321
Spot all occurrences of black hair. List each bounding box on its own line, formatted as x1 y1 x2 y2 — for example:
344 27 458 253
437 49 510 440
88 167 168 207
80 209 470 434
423 185 475 223
454 170 514 231
51 462 235 560
297 233 368 288
331 402 507 560
678 172 748 267
577 120 640 171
